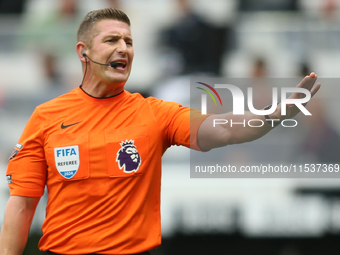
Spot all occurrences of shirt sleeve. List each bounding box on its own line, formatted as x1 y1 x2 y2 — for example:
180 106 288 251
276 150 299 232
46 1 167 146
6 107 47 197
149 99 209 151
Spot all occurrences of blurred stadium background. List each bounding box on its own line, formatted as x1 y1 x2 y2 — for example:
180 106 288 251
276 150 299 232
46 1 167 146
1 0 340 254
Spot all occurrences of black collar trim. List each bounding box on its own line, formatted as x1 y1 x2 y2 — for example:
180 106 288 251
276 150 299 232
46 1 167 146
79 85 124 99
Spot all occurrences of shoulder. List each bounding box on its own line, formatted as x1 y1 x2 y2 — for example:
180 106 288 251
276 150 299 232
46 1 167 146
123 91 177 108
130 92 183 109
124 92 187 121
36 88 79 113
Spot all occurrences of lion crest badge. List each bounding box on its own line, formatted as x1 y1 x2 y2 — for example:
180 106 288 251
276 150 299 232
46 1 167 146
116 140 141 173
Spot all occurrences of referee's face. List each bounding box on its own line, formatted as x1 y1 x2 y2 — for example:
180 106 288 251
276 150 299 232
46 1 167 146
89 19 134 86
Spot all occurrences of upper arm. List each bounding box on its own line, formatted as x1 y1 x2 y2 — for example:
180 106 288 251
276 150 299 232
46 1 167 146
0 196 41 254
6 108 47 197
197 115 230 151
6 196 40 215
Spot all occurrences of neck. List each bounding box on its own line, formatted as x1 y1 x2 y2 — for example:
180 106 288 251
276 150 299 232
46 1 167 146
81 81 125 98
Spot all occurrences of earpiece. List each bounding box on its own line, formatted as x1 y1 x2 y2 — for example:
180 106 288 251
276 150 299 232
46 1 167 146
82 48 86 57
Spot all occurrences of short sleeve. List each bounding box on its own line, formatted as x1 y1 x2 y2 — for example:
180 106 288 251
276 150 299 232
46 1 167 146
6 107 47 197
148 98 209 151
166 106 209 151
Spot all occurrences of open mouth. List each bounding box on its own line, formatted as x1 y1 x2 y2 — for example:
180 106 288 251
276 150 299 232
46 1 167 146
111 61 127 69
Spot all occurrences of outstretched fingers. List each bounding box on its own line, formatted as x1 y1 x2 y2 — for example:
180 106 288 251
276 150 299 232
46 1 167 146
310 82 321 97
298 73 317 91
304 72 321 98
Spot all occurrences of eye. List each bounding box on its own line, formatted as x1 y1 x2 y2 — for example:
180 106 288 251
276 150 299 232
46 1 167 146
126 41 133 46
105 37 118 43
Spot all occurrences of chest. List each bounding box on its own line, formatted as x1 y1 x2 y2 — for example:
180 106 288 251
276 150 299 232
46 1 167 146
43 105 163 182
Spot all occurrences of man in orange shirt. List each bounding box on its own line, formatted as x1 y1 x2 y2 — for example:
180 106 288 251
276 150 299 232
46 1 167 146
0 8 320 255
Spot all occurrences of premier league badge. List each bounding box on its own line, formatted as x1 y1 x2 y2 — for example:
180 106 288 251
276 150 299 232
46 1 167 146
116 140 141 173
54 145 80 179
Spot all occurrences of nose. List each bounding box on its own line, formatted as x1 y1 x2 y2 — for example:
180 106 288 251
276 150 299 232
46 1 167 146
115 39 128 54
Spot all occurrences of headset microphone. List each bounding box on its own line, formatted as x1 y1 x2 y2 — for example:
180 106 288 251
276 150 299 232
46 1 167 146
82 49 119 68
109 62 119 68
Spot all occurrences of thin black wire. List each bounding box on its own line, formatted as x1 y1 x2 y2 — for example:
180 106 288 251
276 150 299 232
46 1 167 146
80 56 88 87
78 56 124 99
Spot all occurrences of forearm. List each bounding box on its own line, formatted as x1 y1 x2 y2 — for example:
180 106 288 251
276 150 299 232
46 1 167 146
0 196 39 255
221 111 276 144
198 109 279 150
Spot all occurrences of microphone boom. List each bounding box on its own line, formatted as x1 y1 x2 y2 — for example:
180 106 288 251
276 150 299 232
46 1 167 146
85 54 118 68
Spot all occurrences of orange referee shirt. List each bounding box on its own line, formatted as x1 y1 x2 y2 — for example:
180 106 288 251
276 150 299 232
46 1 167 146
6 87 206 254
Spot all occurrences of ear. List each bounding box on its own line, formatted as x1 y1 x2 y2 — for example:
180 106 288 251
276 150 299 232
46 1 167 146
76 42 87 63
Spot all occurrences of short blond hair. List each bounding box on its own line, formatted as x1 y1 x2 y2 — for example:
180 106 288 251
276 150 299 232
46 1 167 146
77 8 130 48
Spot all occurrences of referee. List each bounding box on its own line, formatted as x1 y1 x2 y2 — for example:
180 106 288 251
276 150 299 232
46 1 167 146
0 8 320 255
